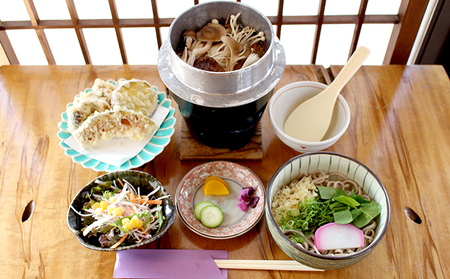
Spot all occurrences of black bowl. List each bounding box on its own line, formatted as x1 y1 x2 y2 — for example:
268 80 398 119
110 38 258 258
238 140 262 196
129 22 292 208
67 170 176 251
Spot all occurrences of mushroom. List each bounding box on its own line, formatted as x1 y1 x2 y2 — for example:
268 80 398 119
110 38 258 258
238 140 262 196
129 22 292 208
228 13 242 39
183 30 197 50
180 46 189 62
220 35 251 71
249 31 265 46
208 43 228 69
180 30 197 63
208 43 224 56
241 52 260 69
187 22 226 65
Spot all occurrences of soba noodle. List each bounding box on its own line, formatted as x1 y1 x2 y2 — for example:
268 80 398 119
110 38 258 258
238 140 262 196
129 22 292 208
271 170 377 256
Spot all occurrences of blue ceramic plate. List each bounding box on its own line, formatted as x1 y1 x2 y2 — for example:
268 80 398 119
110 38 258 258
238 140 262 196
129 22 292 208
57 83 176 172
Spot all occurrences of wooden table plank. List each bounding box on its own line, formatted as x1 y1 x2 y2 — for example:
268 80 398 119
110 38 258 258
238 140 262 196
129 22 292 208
328 65 450 278
1 65 449 279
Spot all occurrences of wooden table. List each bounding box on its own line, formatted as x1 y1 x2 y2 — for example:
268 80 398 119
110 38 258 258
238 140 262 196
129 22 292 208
1 65 449 279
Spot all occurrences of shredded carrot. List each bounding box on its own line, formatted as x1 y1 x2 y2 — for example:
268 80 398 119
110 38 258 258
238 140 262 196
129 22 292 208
117 178 125 188
130 191 135 203
131 200 137 212
140 227 148 235
143 199 162 205
110 234 128 249
139 196 149 205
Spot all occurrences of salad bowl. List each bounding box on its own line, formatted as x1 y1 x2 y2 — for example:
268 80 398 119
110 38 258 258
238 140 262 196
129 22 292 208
67 170 176 251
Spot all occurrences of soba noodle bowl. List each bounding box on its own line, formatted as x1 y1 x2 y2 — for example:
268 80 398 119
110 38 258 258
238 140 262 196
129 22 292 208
271 170 377 256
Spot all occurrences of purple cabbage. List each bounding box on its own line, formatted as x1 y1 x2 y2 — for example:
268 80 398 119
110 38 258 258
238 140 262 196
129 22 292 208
236 186 259 211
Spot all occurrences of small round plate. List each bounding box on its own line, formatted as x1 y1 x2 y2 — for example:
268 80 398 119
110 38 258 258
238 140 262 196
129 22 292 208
176 161 265 239
176 205 258 240
57 82 176 172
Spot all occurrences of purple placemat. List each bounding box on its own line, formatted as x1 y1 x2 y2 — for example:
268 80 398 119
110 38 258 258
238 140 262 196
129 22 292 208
114 249 228 279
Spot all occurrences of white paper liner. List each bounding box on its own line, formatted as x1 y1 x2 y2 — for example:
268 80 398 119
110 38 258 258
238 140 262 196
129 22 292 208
64 105 170 167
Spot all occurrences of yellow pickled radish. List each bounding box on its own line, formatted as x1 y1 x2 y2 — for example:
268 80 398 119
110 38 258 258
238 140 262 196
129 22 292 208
204 176 229 190
203 179 229 196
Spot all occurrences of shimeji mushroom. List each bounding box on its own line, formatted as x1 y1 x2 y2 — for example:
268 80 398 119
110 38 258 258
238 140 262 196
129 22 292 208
180 46 188 62
223 13 265 70
228 13 242 40
239 29 265 48
186 22 226 66
208 43 228 69
178 13 267 71
183 30 197 50
227 13 265 46
220 36 251 71
181 30 203 64
241 52 260 68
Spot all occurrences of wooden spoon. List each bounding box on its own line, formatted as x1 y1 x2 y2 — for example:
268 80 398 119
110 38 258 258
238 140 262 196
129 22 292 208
284 46 370 142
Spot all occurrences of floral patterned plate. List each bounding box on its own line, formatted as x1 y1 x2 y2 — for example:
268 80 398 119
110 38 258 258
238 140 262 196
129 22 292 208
175 161 265 239
57 82 176 172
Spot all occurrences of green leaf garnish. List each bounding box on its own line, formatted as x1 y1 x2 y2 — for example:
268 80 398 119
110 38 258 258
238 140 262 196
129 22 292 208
333 209 354 224
352 201 381 228
317 186 336 199
333 196 360 209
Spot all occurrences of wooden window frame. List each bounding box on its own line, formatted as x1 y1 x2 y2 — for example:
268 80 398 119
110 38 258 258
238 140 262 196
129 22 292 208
0 0 429 65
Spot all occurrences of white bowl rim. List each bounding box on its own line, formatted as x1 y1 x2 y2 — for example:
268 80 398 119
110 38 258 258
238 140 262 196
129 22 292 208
268 81 351 146
265 151 391 260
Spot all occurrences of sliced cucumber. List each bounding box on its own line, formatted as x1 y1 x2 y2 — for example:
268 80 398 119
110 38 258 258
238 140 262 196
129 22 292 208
199 205 224 228
194 201 214 220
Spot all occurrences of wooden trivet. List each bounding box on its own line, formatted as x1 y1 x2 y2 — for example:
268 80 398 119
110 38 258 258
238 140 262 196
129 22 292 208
180 119 263 161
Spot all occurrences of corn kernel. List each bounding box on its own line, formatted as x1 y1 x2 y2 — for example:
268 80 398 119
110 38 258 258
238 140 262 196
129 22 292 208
91 202 100 210
121 218 130 225
124 222 133 231
109 197 116 203
100 201 108 210
112 207 124 217
95 208 103 214
130 217 142 229
107 205 116 215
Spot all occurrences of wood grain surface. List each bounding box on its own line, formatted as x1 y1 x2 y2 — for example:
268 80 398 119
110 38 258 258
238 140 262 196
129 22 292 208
179 120 264 161
0 65 449 279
